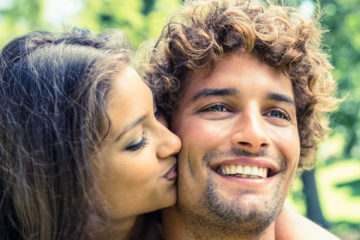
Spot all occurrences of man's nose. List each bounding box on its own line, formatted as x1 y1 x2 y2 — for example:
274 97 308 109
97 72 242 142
231 104 270 153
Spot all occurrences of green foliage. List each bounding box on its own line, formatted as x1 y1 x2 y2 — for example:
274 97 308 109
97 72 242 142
74 0 180 47
320 0 360 157
0 0 45 45
0 0 181 47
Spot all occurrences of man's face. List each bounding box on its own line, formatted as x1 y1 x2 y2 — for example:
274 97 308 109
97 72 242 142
171 54 300 234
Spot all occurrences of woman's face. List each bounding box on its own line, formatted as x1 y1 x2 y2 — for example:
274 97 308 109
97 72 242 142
93 67 181 219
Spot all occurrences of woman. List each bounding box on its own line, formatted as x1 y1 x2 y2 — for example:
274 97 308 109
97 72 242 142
0 29 180 240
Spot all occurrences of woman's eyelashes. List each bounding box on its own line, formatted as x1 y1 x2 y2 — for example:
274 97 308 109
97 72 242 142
124 134 149 152
154 107 163 119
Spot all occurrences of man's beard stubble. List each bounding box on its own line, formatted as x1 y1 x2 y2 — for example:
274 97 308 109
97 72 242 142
178 148 286 238
204 178 281 236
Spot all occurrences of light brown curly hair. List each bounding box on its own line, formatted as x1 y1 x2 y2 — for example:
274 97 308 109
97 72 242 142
145 0 338 169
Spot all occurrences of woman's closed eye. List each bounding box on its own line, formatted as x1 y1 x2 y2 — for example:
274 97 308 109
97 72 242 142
154 107 161 119
124 134 148 152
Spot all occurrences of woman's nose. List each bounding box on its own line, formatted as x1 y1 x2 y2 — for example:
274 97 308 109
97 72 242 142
157 123 182 159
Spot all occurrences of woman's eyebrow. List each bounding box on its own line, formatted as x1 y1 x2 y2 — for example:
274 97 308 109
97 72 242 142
115 114 147 142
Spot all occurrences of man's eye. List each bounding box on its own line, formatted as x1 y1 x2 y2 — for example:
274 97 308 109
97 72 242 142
266 110 289 120
124 135 148 152
202 104 228 112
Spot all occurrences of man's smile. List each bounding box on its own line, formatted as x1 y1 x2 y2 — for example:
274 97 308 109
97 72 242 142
217 165 268 178
210 155 282 178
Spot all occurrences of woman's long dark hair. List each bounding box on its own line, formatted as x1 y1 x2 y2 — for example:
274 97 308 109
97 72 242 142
0 28 131 240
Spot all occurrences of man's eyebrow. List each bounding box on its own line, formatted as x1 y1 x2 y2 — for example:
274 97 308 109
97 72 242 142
115 115 147 142
267 93 295 105
192 88 238 101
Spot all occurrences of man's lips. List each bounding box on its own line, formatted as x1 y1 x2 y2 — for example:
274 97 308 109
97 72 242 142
210 158 280 179
163 163 178 181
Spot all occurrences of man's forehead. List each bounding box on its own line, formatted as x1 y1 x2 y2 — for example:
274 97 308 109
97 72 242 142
182 54 287 92
175 55 295 116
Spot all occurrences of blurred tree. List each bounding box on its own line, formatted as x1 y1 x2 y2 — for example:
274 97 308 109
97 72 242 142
321 0 360 158
75 0 180 47
142 0 156 15
0 0 181 48
281 0 360 161
0 0 45 45
301 170 329 228
281 0 360 229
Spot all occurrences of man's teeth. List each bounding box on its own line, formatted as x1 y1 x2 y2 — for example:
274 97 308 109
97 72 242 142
218 165 268 178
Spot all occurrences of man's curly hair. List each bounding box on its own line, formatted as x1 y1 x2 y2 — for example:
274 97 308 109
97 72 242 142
145 0 338 169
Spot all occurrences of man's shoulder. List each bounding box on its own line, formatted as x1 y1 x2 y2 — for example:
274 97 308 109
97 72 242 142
275 205 340 240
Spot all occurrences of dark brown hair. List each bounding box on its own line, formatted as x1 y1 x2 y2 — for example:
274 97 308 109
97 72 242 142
0 28 130 239
146 0 338 169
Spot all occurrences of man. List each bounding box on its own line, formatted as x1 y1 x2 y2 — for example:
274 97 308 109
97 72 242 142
147 0 339 239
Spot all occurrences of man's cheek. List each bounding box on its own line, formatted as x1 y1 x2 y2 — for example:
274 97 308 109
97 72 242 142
195 120 230 139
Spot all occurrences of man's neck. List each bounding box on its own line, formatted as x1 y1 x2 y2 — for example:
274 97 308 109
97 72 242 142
162 206 276 240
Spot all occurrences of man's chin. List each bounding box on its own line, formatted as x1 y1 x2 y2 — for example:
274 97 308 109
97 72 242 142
203 180 282 235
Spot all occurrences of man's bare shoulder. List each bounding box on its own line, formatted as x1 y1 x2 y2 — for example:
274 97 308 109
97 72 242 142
275 204 340 240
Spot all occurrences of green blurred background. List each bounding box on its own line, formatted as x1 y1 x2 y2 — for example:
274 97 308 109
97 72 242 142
0 0 359 239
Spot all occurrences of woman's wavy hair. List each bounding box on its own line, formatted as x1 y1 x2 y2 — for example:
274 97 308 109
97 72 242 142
0 28 131 240
145 0 338 169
